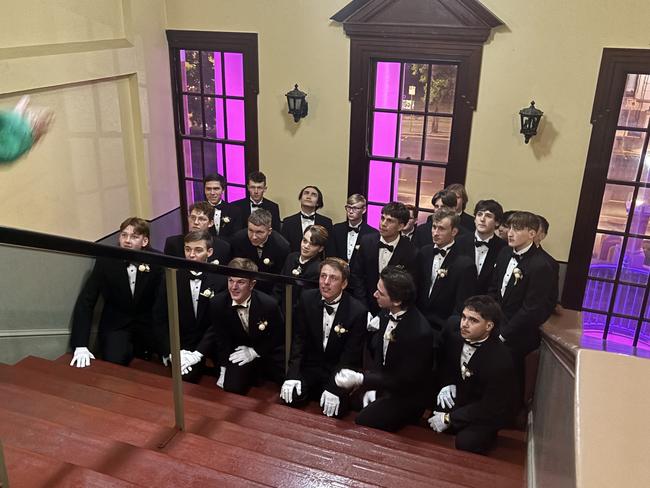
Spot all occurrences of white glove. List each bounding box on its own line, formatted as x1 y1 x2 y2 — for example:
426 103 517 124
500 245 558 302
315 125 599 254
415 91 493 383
436 384 457 409
180 349 203 375
70 347 95 368
162 354 171 367
334 369 364 390
362 390 377 407
216 366 226 389
280 380 302 404
229 345 259 365
367 313 381 332
428 411 450 433
319 390 340 417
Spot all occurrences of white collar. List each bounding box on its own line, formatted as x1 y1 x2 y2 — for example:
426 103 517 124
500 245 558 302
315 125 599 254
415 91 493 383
513 242 534 256
231 295 252 308
474 231 494 242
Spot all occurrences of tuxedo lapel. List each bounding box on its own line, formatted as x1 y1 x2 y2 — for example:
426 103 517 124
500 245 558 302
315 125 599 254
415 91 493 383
388 239 408 267
325 295 349 353
428 250 455 301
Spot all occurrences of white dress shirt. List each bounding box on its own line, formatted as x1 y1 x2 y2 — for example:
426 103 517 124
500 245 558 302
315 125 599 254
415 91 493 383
189 271 202 317
459 336 488 374
212 205 222 235
301 212 316 234
382 310 406 365
474 232 495 275
428 241 455 297
126 264 138 296
501 242 533 297
378 235 400 273
346 222 361 261
232 295 252 333
321 293 342 351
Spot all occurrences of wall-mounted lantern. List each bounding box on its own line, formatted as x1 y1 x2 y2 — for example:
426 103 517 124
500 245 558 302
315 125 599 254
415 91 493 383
286 84 308 122
519 101 543 143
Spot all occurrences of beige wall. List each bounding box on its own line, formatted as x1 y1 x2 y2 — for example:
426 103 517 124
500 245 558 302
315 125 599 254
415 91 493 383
0 0 176 241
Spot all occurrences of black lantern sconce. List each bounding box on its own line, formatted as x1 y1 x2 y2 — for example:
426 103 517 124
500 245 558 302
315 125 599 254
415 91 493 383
286 84 308 122
519 101 543 144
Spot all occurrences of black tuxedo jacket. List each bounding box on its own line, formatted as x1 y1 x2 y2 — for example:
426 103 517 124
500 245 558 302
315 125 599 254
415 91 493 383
197 289 284 366
364 307 434 405
209 201 242 240
273 252 321 305
539 245 560 314
281 212 334 253
439 330 516 429
326 221 378 264
70 257 167 351
416 244 477 330
229 228 290 295
163 234 232 266
231 197 282 231
488 245 554 356
455 233 507 294
287 289 367 394
459 212 475 235
413 217 433 249
349 234 419 315
170 270 226 353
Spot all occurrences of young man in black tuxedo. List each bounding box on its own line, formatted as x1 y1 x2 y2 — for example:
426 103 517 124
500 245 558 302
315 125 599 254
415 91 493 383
163 201 231 265
428 295 516 454
326 193 377 265
70 218 167 367
165 230 226 383
231 171 282 231
229 209 290 296
535 214 560 315
446 183 476 235
488 211 554 361
336 266 434 432
349 202 419 316
401 204 418 242
280 258 367 417
413 189 457 249
281 185 333 252
181 258 285 394
203 173 242 240
417 207 477 332
455 200 507 294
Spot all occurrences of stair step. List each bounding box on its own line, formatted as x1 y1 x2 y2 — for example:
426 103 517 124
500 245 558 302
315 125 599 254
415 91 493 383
4 444 140 487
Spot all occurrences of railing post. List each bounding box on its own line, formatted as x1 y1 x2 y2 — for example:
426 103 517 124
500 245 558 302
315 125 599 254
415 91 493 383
165 267 185 431
0 438 9 488
284 284 293 371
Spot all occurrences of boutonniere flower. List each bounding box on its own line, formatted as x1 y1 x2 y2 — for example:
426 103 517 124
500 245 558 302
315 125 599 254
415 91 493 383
138 264 150 273
437 268 448 278
257 320 268 331
384 330 396 342
200 288 215 299
222 216 231 224
333 324 348 336
211 259 220 265
461 362 473 380
263 257 272 266
291 266 302 276
355 244 361 251
513 268 523 284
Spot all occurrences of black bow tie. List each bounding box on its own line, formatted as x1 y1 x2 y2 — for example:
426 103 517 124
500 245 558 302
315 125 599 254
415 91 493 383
232 303 249 310
388 313 403 323
464 338 485 348
301 213 315 220
378 241 395 252
474 240 489 248
432 247 448 258
251 202 263 208
322 298 341 315
511 252 523 263
190 271 203 278
348 226 360 233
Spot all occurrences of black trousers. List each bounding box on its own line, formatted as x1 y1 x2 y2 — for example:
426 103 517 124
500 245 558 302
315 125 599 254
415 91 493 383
355 395 425 432
99 327 152 365
451 424 498 454
223 356 284 395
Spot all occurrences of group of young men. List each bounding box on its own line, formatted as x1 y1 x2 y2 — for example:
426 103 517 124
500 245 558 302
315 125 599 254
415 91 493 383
69 170 558 454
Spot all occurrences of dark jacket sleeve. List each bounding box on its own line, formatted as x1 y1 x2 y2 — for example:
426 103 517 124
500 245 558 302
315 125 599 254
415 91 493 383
70 260 103 348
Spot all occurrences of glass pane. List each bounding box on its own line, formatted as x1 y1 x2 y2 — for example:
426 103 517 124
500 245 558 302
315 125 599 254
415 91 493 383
620 237 650 285
638 322 650 350
639 153 650 183
606 316 638 346
617 74 650 128
394 164 418 205
182 139 202 179
226 99 246 141
629 187 650 235
182 95 203 136
606 130 645 181
371 112 398 157
582 279 614 312
428 64 457 114
398 115 424 160
612 284 645 316
581 311 607 339
225 145 245 184
203 142 223 176
417 210 433 225
418 166 446 208
367 204 383 229
367 160 392 203
401 63 427 112
424 117 452 163
226 185 246 203
204 97 225 139
201 51 223 95
589 233 622 279
374 62 400 110
644 298 650 320
597 184 633 232
180 50 200 93
224 52 244 97
185 179 203 207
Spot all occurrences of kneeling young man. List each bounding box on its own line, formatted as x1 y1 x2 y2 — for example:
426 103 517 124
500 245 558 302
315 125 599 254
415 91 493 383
336 266 434 432
280 258 367 417
182 258 285 394
429 295 516 454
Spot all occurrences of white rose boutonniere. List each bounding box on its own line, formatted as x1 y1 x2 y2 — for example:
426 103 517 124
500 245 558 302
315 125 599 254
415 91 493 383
355 244 361 251
222 216 231 224
513 268 523 285
461 362 473 380
384 330 396 343
263 257 272 266
291 266 302 276
258 320 268 331
333 324 348 336
138 264 150 273
211 259 220 265
200 288 215 299
437 268 448 279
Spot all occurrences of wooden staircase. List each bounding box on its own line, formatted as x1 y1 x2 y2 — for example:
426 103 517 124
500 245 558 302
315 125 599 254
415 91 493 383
0 355 525 487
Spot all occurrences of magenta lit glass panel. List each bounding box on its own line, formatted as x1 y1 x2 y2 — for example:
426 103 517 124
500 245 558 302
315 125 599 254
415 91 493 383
374 62 400 110
606 316 638 346
226 185 246 203
182 139 202 179
224 52 244 97
215 98 225 138
629 187 650 235
582 279 614 312
367 204 383 229
367 160 392 202
225 144 245 184
371 112 398 157
214 52 223 95
638 322 650 350
216 143 224 174
612 284 645 316
185 180 202 207
226 99 246 141
581 311 607 338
